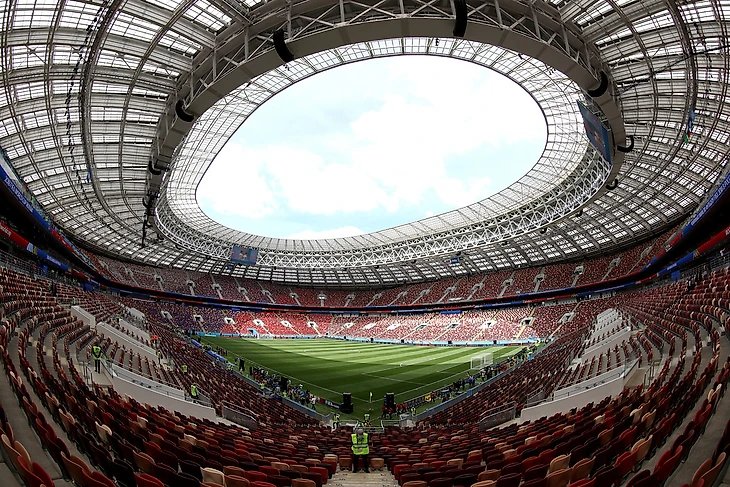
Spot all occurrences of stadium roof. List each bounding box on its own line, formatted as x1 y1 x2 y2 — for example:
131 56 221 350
1 0 728 286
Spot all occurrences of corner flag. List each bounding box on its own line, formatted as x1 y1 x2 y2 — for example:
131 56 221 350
369 392 373 402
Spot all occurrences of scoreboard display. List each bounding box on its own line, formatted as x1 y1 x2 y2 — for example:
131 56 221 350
578 101 612 165
230 246 259 265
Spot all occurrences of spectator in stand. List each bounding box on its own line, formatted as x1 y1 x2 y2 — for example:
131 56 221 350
351 427 370 473
92 344 102 373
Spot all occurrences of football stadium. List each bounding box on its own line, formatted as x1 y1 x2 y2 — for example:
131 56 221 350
1 1 730 487
198 337 523 409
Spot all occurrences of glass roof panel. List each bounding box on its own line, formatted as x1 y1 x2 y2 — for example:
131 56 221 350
0 0 727 284
163 39 585 252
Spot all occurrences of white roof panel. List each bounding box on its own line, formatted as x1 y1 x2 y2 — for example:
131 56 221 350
0 0 727 285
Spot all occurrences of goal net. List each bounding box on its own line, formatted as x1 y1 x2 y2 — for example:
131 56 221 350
470 352 494 370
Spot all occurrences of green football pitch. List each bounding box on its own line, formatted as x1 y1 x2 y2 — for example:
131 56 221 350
200 337 522 408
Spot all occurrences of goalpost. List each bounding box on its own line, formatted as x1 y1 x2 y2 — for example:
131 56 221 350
470 352 494 370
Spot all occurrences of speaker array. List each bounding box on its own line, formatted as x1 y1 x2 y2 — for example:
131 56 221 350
453 0 467 37
273 30 295 63
386 393 395 409
341 393 353 413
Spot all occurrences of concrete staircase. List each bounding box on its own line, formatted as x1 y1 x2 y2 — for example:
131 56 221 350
330 469 398 487
514 324 527 340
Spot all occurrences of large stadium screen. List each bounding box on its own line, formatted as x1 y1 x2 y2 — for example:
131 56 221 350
230 246 259 265
577 101 612 164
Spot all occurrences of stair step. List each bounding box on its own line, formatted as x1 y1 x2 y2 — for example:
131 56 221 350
330 469 398 487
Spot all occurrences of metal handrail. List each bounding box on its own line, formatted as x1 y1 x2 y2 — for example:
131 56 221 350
478 401 517 431
479 400 517 421
107 361 188 399
99 321 154 350
221 401 259 430
524 387 546 408
105 354 182 389
552 358 638 400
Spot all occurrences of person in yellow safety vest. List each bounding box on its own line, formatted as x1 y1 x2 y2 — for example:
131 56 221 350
363 412 371 426
351 427 370 473
92 345 102 373
410 407 417 417
260 382 265 392
182 364 188 374
190 384 199 402
333 414 341 429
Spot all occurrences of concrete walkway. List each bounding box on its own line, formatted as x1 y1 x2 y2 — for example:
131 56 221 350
668 324 730 487
29 333 96 467
0 454 22 487
636 331 707 478
329 468 399 487
0 332 73 487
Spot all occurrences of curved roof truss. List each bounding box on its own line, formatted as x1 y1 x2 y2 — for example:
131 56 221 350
0 0 727 285
157 40 607 263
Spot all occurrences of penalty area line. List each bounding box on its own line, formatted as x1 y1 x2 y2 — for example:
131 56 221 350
360 372 428 386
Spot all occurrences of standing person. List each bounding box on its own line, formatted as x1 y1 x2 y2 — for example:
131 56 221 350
333 413 341 429
238 357 245 373
351 427 370 473
310 395 317 410
92 344 102 373
190 383 199 403
157 350 162 364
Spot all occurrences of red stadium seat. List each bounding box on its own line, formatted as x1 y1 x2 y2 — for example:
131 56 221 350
134 473 165 487
245 471 269 483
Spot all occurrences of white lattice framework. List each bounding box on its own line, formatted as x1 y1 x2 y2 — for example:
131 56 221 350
156 40 613 266
0 0 728 286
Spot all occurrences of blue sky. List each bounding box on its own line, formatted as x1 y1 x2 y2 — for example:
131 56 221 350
196 55 546 240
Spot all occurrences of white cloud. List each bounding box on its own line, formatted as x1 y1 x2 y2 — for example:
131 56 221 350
198 55 546 236
196 142 278 219
262 146 400 215
434 176 494 207
287 226 364 240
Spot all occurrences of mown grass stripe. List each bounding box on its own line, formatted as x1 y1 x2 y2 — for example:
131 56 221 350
202 337 522 406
